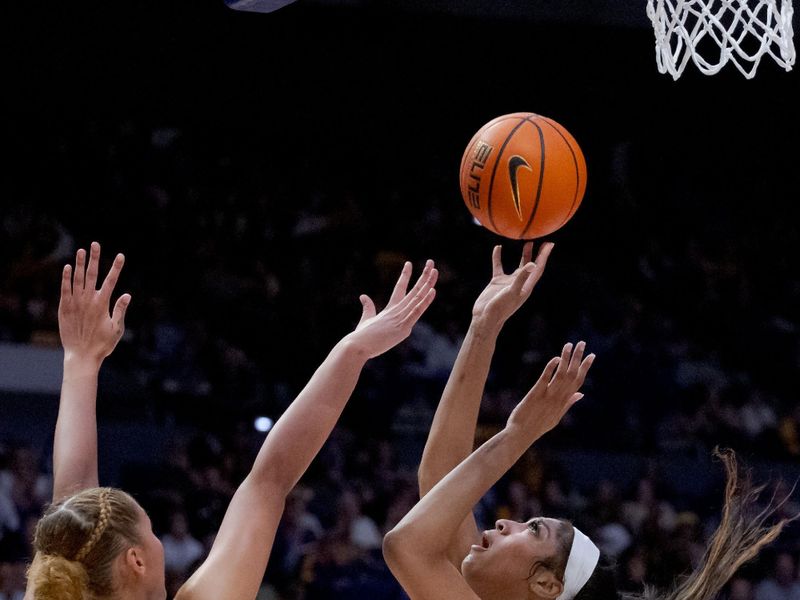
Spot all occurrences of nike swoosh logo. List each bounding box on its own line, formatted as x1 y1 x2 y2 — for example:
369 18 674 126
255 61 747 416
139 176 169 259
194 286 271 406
508 155 532 220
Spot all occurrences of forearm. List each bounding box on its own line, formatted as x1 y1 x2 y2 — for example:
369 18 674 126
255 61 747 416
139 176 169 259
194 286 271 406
247 336 368 495
419 317 501 493
52 355 102 500
394 425 532 554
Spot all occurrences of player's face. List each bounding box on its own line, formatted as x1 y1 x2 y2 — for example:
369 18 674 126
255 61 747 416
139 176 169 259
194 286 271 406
461 517 569 598
135 505 167 600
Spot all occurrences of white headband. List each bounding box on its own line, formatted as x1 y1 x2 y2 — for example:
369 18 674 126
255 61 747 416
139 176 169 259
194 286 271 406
555 527 600 600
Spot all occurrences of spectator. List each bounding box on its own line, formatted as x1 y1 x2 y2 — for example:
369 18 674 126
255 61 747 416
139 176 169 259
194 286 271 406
162 510 205 577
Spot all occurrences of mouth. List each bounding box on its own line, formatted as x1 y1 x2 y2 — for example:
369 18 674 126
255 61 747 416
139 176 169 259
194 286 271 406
471 531 491 553
482 532 490 549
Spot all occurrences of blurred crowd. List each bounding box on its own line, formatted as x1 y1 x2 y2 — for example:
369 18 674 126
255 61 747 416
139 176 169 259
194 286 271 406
3 432 800 600
1 117 799 598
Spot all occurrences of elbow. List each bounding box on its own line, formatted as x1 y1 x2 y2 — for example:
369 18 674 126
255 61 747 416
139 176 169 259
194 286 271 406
382 526 414 571
382 529 401 570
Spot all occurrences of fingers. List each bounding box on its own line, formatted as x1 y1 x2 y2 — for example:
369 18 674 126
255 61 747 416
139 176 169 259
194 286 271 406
575 352 596 389
358 294 377 325
84 241 101 291
518 242 553 295
388 261 413 307
491 245 503 278
567 341 585 374
99 253 125 301
398 265 438 320
396 259 435 311
570 392 586 406
60 264 73 302
550 341 595 391
539 356 561 386
111 293 132 330
527 355 561 397
510 262 535 296
520 268 540 296
427 265 439 291
553 342 573 382
535 242 554 270
412 260 435 294
73 248 86 291
519 241 533 268
400 288 436 326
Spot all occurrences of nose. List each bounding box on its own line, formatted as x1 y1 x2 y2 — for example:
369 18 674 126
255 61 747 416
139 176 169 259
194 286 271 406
495 519 512 533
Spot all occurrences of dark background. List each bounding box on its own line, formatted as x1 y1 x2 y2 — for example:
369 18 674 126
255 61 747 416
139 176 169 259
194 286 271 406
1 1 799 598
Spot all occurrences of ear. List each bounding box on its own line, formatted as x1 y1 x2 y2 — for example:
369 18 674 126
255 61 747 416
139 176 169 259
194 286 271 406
528 565 564 600
124 546 147 576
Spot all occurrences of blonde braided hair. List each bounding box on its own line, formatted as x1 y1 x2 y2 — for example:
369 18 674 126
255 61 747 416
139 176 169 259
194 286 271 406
31 487 142 599
74 487 112 562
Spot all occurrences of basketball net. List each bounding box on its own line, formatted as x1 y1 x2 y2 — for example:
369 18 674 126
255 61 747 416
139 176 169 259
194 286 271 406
646 0 796 79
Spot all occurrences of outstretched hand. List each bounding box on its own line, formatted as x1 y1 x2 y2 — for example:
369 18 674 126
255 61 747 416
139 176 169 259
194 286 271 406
507 341 594 439
471 242 553 326
58 242 131 364
347 259 438 359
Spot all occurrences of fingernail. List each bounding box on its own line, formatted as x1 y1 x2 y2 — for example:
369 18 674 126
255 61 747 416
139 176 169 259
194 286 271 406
576 393 585 401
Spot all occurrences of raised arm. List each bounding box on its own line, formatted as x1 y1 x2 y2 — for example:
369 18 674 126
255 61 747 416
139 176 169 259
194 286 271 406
177 259 437 600
53 242 130 501
418 242 553 567
385 342 594 600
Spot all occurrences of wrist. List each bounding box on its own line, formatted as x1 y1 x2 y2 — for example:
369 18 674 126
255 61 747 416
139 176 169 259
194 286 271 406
63 353 103 377
475 427 530 474
336 335 372 364
469 315 504 338
501 421 542 453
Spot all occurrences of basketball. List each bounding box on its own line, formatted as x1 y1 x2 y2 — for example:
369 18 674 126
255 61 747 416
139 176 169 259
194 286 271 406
459 112 587 239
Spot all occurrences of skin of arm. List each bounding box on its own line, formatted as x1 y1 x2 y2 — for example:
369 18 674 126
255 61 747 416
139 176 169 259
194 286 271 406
176 260 438 600
418 242 553 567
385 342 594 600
52 242 130 502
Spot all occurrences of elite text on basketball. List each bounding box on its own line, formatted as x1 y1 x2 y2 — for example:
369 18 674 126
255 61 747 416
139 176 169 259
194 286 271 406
467 141 493 209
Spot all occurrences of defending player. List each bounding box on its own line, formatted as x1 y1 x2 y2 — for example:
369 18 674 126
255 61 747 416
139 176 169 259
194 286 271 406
26 241 437 600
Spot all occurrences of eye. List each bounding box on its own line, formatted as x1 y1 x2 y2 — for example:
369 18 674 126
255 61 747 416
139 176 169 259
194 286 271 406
528 520 540 534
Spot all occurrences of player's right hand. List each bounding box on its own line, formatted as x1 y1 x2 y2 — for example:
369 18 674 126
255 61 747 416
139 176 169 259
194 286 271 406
346 259 437 359
471 242 553 326
58 241 131 364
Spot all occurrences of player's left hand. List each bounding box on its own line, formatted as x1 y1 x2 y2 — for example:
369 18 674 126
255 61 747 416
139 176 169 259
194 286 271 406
506 341 594 439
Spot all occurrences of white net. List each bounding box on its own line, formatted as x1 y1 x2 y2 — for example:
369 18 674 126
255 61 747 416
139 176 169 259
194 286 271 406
646 0 796 79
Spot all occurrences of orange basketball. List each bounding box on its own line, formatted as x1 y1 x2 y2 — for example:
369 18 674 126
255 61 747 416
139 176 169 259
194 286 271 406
459 112 587 239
